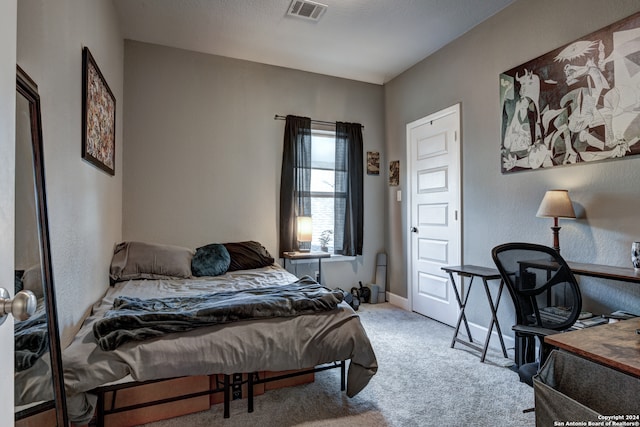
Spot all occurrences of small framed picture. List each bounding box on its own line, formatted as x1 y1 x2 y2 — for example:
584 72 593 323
82 46 116 175
367 151 380 175
389 160 399 186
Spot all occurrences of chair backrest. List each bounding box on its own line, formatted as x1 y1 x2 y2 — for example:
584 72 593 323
491 242 582 331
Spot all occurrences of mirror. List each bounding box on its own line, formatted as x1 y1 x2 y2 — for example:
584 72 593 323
15 66 68 426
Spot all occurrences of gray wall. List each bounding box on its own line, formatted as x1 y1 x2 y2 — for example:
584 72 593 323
385 0 640 330
17 0 124 345
122 41 386 290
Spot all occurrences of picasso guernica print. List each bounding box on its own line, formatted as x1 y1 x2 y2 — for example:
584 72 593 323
500 12 640 173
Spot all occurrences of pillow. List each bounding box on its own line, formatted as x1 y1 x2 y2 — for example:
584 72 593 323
223 241 275 271
191 243 231 277
15 270 25 293
109 241 194 284
21 264 44 299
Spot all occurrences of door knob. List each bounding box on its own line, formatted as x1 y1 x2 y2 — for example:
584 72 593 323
411 227 418 233
0 288 37 326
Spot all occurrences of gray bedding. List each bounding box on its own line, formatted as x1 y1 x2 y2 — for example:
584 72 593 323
63 265 378 425
15 352 53 409
93 278 344 351
15 304 49 371
14 300 54 410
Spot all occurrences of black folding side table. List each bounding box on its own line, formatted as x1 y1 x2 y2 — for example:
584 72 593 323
441 264 508 362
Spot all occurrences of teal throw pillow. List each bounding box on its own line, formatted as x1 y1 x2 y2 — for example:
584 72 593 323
191 243 231 277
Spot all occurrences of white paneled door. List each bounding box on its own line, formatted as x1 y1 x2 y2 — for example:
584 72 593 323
407 104 461 326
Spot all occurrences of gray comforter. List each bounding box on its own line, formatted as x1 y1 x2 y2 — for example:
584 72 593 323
15 308 49 371
93 278 344 351
63 265 378 425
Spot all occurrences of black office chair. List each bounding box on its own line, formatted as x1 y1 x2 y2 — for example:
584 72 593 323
491 242 582 387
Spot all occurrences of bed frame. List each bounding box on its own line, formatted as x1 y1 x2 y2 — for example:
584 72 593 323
92 360 346 426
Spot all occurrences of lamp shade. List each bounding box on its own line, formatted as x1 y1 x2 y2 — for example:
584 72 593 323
296 216 313 242
536 190 576 219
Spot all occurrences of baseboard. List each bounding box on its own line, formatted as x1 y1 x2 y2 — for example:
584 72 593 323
386 292 410 311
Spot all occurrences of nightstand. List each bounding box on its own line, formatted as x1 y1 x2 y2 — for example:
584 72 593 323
282 251 331 283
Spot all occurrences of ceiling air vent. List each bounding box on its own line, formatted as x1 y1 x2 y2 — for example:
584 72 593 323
287 0 327 22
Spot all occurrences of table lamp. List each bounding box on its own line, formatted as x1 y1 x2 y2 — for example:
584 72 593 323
297 216 313 252
536 189 576 253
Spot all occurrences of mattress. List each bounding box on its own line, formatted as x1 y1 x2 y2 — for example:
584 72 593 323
62 264 378 424
14 299 54 410
15 352 53 410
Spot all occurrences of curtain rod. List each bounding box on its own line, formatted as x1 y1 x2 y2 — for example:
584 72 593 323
274 114 364 129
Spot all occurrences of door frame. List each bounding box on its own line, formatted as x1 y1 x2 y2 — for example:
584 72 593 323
406 103 462 313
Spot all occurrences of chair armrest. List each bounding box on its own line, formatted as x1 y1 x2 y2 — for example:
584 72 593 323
512 324 562 338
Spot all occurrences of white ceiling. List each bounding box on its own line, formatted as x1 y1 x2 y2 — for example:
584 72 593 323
113 0 516 85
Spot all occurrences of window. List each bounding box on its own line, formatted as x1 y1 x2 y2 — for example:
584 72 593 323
279 115 362 257
310 129 337 252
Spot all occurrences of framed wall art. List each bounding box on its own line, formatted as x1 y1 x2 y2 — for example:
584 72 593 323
389 160 399 186
367 151 380 175
82 46 116 175
499 11 640 173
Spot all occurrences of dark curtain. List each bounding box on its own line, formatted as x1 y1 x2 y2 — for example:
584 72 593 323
279 115 312 255
334 122 363 256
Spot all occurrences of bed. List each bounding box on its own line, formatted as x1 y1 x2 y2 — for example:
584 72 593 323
15 305 55 415
14 266 55 413
62 241 378 425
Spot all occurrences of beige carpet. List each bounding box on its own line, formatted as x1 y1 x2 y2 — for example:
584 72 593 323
141 303 535 427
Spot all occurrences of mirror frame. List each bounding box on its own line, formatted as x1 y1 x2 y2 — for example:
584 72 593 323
16 66 68 426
